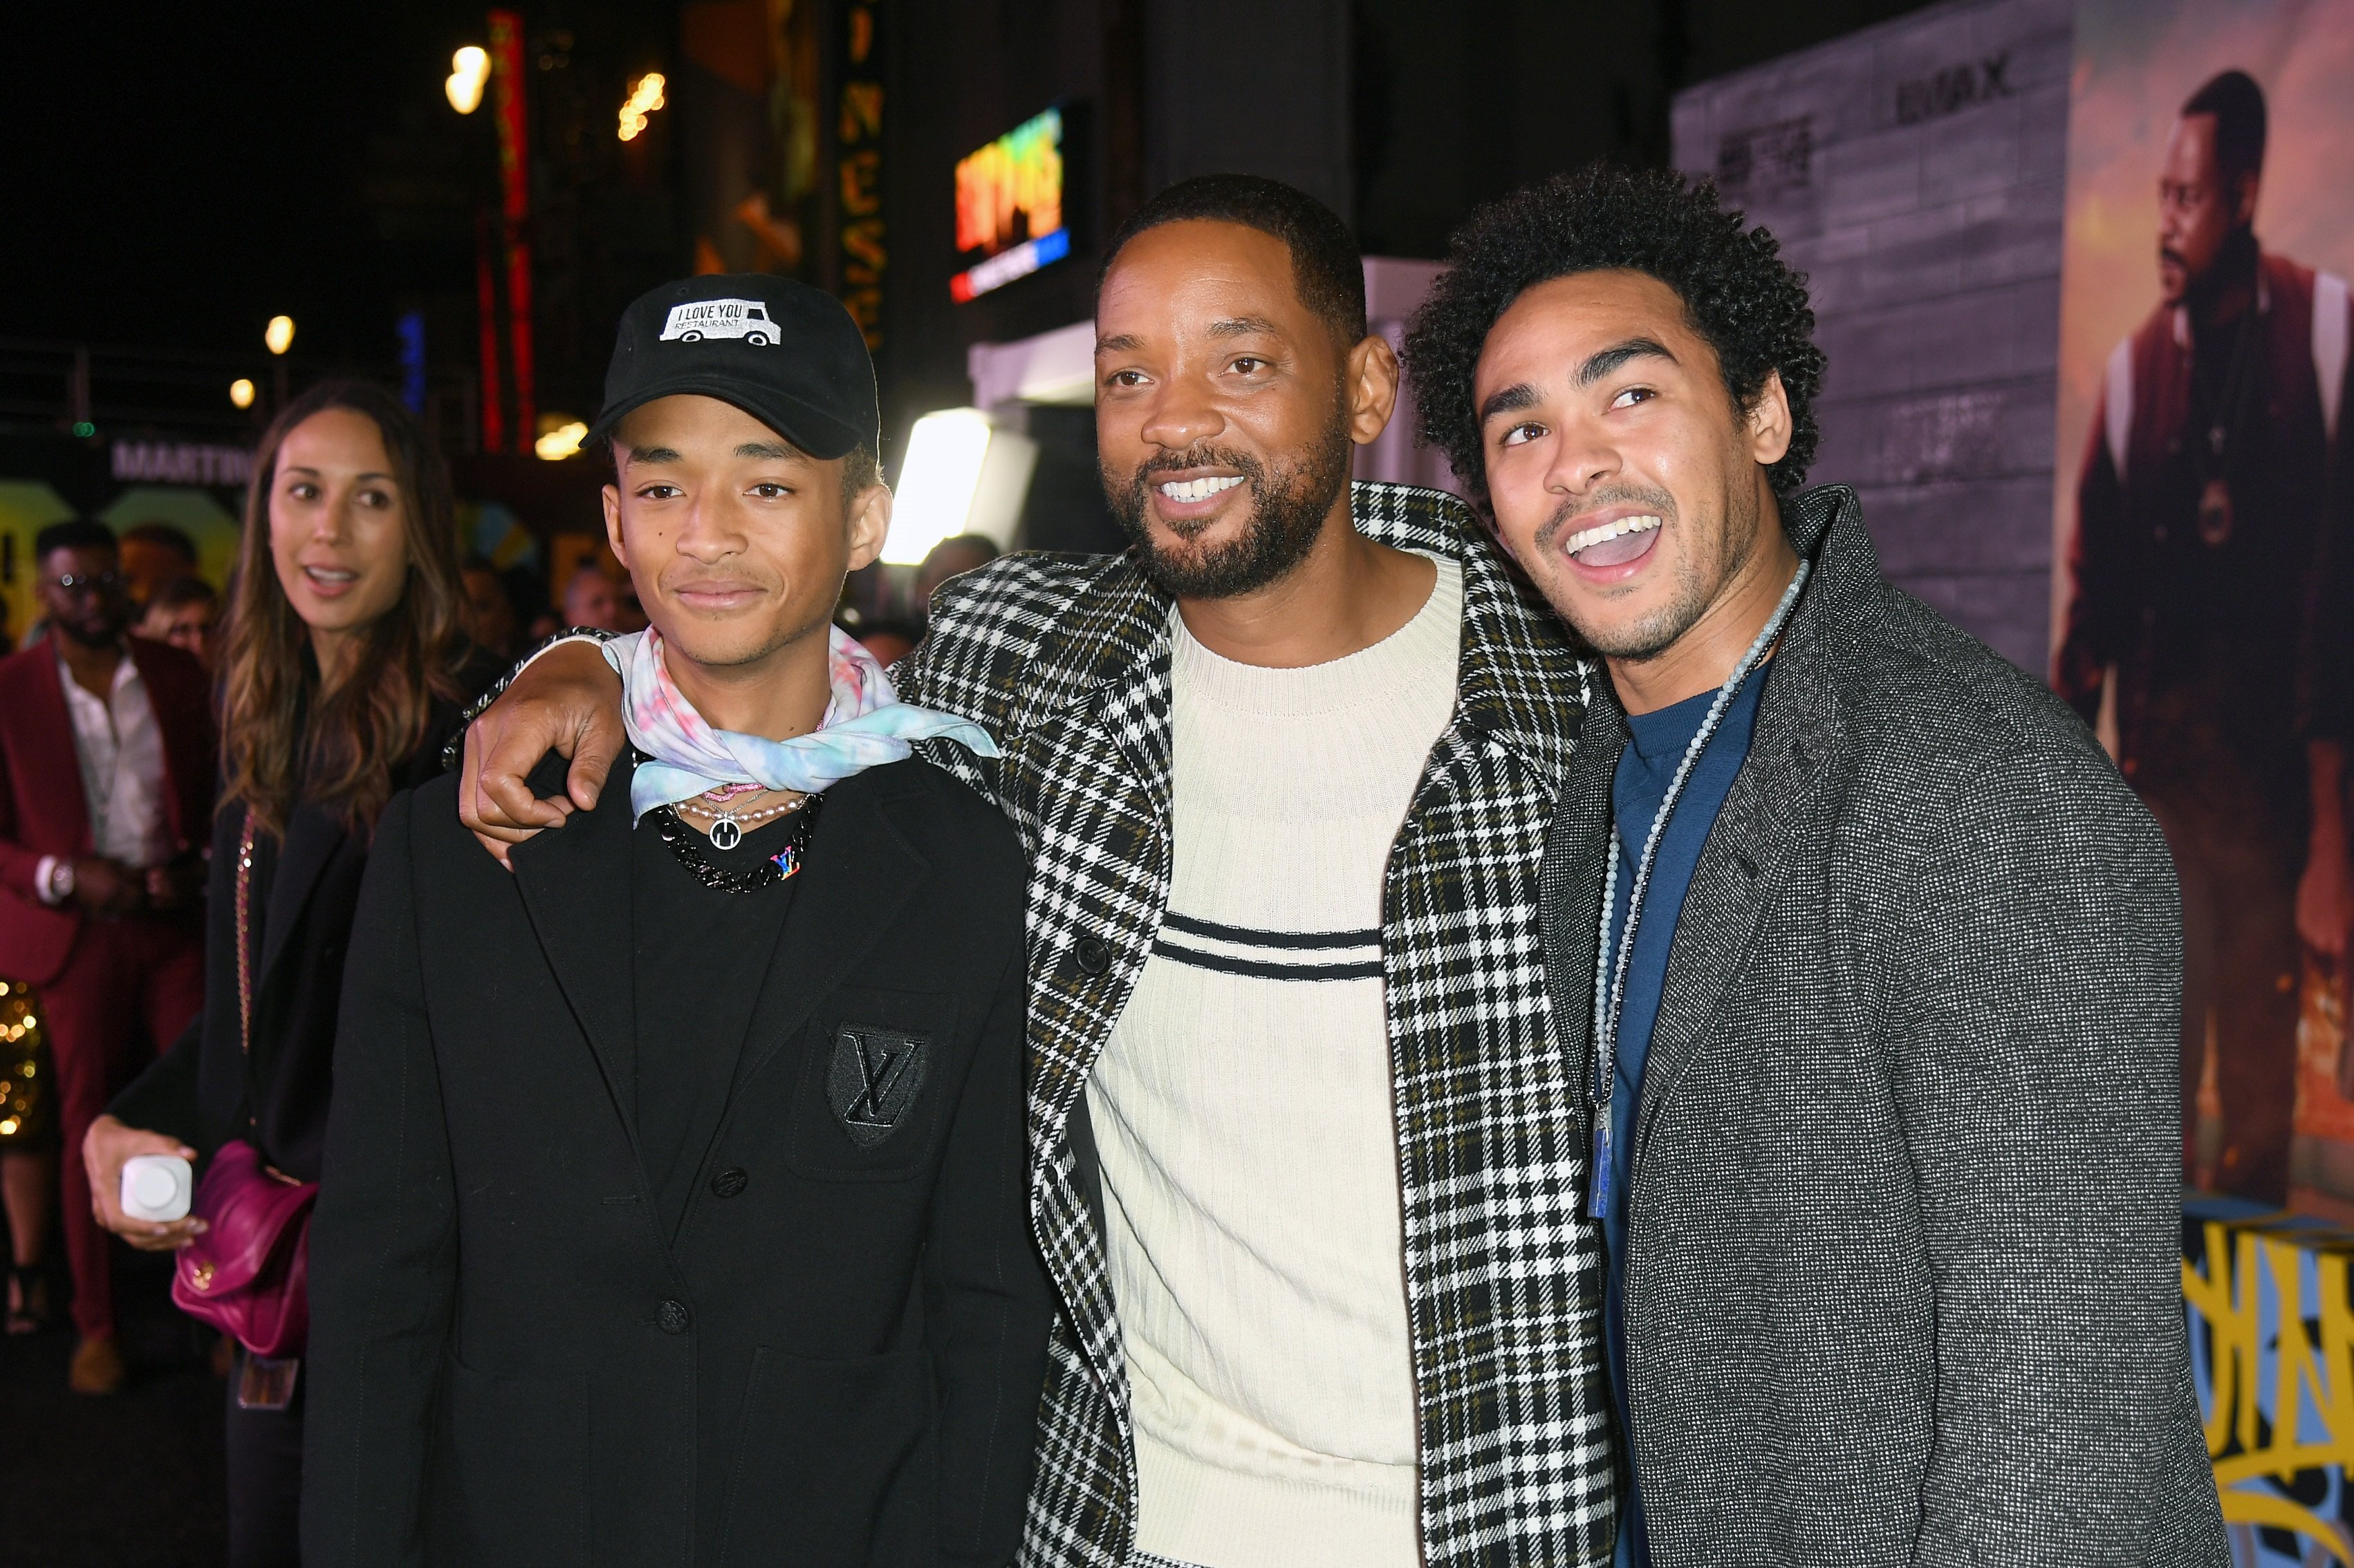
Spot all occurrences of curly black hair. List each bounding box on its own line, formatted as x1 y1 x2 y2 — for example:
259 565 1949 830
1402 166 1824 504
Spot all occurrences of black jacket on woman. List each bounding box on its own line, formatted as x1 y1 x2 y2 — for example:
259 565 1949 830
109 675 486 1179
301 752 1049 1568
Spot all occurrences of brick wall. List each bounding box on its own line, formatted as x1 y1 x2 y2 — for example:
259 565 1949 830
1672 0 2073 675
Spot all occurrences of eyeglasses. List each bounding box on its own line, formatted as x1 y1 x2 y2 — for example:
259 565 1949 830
43 571 127 596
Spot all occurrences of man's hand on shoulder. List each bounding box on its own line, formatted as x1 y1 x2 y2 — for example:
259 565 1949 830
458 640 627 868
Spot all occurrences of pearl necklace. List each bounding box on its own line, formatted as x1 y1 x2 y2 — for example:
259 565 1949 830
674 792 804 850
1585 559 1810 1221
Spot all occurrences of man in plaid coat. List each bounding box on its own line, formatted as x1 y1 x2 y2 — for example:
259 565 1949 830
460 176 1615 1567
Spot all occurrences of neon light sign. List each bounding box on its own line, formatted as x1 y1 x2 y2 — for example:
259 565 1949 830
952 107 1066 302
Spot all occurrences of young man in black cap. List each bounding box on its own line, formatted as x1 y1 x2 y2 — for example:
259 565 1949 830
302 276 1050 1567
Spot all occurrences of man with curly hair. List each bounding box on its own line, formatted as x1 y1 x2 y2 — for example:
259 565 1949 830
1403 167 2221 1565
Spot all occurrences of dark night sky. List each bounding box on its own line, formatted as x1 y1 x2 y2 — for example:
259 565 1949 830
8 1 1938 370
3 3 482 364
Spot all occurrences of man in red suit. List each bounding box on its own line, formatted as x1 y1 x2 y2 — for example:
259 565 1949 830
0 520 213 1392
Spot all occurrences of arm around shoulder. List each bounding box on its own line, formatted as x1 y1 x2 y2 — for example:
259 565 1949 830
300 790 460 1568
892 552 1091 732
454 634 627 860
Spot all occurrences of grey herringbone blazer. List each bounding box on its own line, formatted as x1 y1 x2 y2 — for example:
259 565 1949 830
1541 486 2224 1566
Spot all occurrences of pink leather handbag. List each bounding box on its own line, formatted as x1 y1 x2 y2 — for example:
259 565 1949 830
168 815 318 1359
171 1139 317 1357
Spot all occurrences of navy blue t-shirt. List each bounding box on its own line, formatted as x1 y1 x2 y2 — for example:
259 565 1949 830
1601 672 1766 1567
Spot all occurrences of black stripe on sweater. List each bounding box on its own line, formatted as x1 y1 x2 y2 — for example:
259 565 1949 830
1148 939 1384 982
1159 911 1382 951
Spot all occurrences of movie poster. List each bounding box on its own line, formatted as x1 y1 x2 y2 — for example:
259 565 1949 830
2053 0 2354 1214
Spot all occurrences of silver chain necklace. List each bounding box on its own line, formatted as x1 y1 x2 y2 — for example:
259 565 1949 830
1586 560 1810 1221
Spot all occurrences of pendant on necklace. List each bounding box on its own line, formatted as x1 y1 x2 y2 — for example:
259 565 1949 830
1588 1119 1613 1220
709 814 743 850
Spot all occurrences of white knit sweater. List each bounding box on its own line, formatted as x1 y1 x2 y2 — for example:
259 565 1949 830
1086 555 1463 1568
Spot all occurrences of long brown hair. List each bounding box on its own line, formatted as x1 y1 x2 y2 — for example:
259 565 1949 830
221 380 470 837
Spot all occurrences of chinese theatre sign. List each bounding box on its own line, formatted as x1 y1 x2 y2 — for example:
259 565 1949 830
837 2 884 349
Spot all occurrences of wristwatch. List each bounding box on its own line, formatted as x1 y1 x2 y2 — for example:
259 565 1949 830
45 859 76 904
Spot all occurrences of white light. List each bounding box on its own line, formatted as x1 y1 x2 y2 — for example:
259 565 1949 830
535 420 588 461
228 378 256 409
886 410 994 566
264 316 295 355
447 46 490 115
618 73 667 142
885 408 1037 564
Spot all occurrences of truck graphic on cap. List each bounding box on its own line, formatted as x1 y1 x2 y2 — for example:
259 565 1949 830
658 299 778 345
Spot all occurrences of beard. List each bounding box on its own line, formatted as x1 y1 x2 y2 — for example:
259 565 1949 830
1537 477 1760 662
1102 410 1353 600
53 607 128 650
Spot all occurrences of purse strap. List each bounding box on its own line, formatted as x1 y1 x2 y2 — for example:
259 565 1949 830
234 813 256 1057
230 813 302 1185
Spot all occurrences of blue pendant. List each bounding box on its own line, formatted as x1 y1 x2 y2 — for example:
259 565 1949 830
1588 1120 1612 1220
770 844 801 879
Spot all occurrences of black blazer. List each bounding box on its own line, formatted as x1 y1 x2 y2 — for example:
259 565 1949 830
301 754 1049 1568
109 682 483 1181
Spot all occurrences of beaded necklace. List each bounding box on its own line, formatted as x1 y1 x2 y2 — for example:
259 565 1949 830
1585 560 1810 1220
676 790 804 848
654 795 821 893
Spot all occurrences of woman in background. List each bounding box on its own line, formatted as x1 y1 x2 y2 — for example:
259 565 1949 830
84 379 491 1567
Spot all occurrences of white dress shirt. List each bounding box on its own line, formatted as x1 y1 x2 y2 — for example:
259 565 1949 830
35 644 173 903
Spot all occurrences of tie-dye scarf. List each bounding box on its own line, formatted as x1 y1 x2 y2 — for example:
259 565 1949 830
611 625 998 823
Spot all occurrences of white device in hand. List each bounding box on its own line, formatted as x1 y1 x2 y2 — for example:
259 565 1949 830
120 1154 194 1222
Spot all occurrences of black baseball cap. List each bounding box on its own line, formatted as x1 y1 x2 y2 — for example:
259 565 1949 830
586 274 880 460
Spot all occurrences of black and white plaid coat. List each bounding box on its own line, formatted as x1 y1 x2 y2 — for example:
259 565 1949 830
893 482 1615 1568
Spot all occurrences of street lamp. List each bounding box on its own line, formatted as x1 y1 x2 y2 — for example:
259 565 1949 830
618 73 666 141
265 316 295 355
230 378 256 409
535 418 587 461
446 46 490 115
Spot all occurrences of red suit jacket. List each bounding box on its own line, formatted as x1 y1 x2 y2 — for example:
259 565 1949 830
0 633 216 986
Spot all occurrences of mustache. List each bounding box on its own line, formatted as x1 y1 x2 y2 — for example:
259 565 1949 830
55 616 125 649
1532 483 1679 552
1126 444 1267 487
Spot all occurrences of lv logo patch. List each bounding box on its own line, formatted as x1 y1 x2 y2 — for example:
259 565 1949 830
826 1027 929 1147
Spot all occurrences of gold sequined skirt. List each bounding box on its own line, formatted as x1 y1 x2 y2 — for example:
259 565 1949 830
0 978 53 1148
